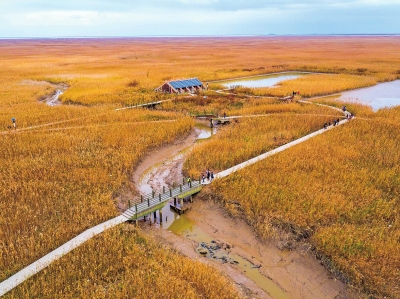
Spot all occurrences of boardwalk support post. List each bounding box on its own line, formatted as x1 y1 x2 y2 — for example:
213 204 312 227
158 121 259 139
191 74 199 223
141 195 143 203
170 189 172 197
160 209 163 224
182 178 185 185
180 197 183 208
148 199 150 207
159 194 161 202
135 204 138 213
153 211 157 221
128 200 131 208
180 185 182 192
163 186 165 193
152 190 155 198
174 197 177 206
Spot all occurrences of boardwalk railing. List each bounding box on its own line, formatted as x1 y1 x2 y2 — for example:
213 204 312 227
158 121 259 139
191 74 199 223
0 101 353 297
115 100 164 111
122 179 202 220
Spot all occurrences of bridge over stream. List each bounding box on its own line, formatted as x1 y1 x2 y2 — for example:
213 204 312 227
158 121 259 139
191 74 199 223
0 101 352 297
122 179 203 222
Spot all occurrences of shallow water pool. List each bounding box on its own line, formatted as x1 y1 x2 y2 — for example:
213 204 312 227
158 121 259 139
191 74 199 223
337 80 400 111
217 72 310 89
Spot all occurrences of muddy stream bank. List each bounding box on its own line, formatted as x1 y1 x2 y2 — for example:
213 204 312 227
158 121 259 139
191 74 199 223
129 122 353 299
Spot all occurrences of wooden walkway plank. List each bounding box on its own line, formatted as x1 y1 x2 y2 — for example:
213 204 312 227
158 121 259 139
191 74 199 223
0 215 127 297
0 100 352 296
115 100 164 111
122 181 203 220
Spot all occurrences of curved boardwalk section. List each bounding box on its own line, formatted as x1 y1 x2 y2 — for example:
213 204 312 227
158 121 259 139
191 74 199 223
0 102 351 296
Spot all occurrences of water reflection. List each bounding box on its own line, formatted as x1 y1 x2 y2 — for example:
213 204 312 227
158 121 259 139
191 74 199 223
337 80 400 111
167 214 290 299
136 122 214 227
218 72 309 88
194 123 216 140
135 122 290 298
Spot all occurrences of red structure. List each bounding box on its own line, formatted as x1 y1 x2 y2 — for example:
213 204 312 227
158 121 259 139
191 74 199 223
155 78 205 94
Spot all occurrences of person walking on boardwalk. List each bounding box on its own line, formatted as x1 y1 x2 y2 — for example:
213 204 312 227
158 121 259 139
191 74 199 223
202 174 205 183
223 112 226 118
187 177 191 186
210 171 214 182
207 169 210 181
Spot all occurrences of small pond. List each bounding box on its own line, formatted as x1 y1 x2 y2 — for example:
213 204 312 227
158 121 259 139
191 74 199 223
217 72 310 89
337 80 400 111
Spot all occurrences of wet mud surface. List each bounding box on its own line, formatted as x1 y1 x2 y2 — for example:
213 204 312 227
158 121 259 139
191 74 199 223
131 122 358 299
20 80 68 106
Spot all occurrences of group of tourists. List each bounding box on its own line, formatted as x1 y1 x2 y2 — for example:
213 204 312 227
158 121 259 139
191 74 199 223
323 118 341 129
202 169 214 183
323 111 354 129
186 169 215 186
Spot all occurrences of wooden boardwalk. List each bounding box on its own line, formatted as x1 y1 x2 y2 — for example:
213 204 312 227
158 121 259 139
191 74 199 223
115 100 164 111
0 101 352 297
122 180 203 220
211 116 241 125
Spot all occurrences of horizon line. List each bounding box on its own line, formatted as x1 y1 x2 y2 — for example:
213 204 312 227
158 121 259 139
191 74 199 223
1 33 400 40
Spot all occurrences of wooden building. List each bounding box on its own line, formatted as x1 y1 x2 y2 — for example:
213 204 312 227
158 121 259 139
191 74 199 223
155 78 205 94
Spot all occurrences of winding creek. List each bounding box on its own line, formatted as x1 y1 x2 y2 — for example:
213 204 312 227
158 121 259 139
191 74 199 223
136 123 289 298
136 123 288 298
41 82 68 106
3 79 377 297
134 121 347 299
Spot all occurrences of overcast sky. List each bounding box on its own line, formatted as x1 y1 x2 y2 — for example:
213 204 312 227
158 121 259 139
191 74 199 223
0 0 399 37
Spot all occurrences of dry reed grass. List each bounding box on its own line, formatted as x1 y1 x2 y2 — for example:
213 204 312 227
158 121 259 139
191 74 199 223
206 112 400 298
1 36 399 298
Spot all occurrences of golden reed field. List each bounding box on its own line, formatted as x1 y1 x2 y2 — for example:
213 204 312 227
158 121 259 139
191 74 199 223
0 36 399 298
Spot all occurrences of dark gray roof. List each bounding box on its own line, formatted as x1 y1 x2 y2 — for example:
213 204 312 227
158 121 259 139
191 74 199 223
169 78 203 89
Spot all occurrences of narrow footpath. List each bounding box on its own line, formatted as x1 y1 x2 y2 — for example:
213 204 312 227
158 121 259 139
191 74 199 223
0 102 352 297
